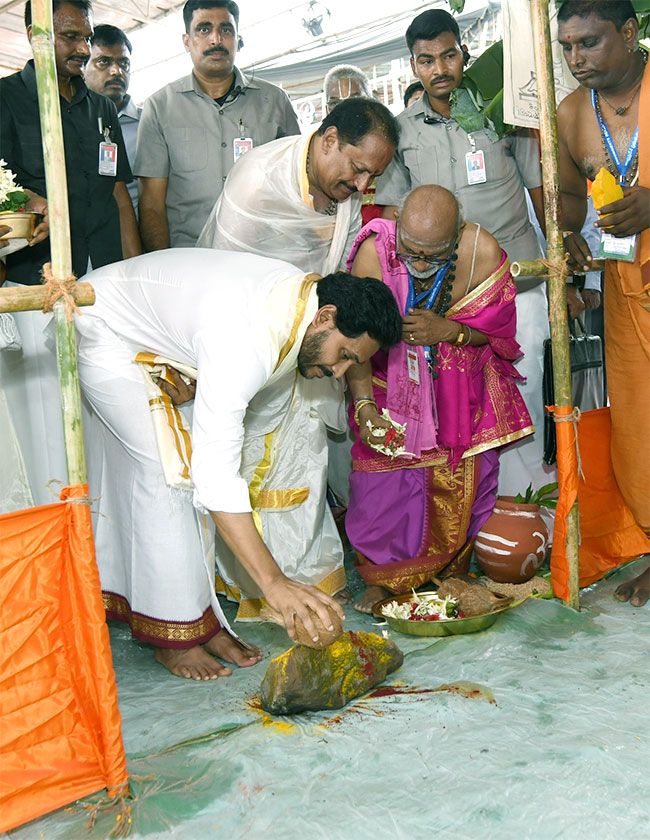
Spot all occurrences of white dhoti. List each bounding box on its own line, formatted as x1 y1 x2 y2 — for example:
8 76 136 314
0 312 34 513
77 315 231 646
215 373 346 619
0 304 67 507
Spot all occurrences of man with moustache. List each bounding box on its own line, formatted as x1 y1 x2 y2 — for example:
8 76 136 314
556 0 650 607
0 0 140 286
86 24 141 213
76 248 401 678
375 8 552 505
346 186 533 612
135 0 300 250
321 65 383 225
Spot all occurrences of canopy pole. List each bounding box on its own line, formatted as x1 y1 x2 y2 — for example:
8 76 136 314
30 0 88 487
530 0 580 609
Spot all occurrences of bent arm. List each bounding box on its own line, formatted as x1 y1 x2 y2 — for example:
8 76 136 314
113 181 142 258
138 176 170 251
209 510 343 642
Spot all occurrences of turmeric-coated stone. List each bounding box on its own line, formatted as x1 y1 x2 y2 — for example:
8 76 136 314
260 631 404 715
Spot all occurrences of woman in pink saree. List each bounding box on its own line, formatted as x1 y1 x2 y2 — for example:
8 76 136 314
345 187 534 611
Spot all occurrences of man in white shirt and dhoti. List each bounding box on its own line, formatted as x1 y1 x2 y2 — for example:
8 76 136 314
76 248 402 679
197 98 399 607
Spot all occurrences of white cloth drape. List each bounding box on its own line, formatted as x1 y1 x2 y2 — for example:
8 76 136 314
197 134 363 601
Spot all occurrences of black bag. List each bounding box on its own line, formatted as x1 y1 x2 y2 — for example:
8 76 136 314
542 316 606 465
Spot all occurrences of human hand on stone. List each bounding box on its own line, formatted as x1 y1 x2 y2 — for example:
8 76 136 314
264 576 344 645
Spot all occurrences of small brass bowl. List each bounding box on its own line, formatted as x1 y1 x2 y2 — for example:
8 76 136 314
0 211 38 240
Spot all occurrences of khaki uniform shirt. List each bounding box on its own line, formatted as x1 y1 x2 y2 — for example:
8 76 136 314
135 68 300 246
375 94 543 263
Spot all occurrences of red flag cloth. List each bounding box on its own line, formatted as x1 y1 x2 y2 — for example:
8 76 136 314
551 407 650 600
0 485 128 832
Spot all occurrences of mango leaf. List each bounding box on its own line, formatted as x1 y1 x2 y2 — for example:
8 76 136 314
449 40 515 141
484 88 505 141
449 85 488 134
449 0 466 12
464 40 504 100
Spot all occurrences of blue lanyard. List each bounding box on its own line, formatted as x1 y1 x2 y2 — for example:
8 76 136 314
405 258 452 367
591 89 639 186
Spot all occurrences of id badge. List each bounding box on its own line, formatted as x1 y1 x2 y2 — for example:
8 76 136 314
465 150 486 185
599 231 637 262
98 141 118 176
407 349 420 384
233 137 253 162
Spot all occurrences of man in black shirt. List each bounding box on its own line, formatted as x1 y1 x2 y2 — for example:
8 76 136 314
0 0 141 285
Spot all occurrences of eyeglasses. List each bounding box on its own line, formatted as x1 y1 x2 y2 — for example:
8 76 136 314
395 220 458 272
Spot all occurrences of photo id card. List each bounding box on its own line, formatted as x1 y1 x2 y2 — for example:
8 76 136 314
233 137 253 162
465 150 486 185
599 231 637 262
407 349 420 384
98 141 118 176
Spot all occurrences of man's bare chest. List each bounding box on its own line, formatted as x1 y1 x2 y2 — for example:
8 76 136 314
571 105 638 182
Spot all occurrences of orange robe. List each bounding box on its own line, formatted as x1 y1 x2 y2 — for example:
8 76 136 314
604 63 650 535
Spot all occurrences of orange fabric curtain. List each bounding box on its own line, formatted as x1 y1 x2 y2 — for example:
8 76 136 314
0 485 128 833
551 408 650 601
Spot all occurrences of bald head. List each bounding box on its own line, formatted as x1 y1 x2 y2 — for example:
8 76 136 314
400 185 460 248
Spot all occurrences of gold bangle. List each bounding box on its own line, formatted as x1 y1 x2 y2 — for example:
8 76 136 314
454 324 465 345
353 399 377 426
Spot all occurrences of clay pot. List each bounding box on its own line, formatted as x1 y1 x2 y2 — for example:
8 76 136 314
0 211 37 240
474 496 549 584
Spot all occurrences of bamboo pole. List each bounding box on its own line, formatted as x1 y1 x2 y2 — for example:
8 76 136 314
30 0 87 487
512 258 606 278
530 0 580 609
0 282 95 312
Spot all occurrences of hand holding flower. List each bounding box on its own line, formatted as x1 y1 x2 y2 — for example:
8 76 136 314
357 402 391 448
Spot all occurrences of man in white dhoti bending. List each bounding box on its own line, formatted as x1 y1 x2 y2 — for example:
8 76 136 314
76 248 402 679
197 98 399 604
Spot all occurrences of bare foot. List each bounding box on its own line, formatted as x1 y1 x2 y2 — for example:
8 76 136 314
154 645 233 681
334 587 354 605
614 563 650 607
204 629 263 667
354 585 390 614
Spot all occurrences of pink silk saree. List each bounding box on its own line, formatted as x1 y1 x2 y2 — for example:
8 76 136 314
345 220 534 592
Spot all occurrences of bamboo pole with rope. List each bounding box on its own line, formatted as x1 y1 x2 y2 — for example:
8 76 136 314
30 0 88 487
0 282 95 312
530 0 580 609
511 258 606 278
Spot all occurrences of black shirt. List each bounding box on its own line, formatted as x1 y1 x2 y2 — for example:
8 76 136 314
0 60 132 285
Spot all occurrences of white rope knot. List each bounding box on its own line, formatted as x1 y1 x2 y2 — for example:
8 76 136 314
40 262 80 322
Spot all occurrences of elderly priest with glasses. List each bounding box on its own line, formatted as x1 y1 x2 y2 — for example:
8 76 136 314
345 186 534 614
